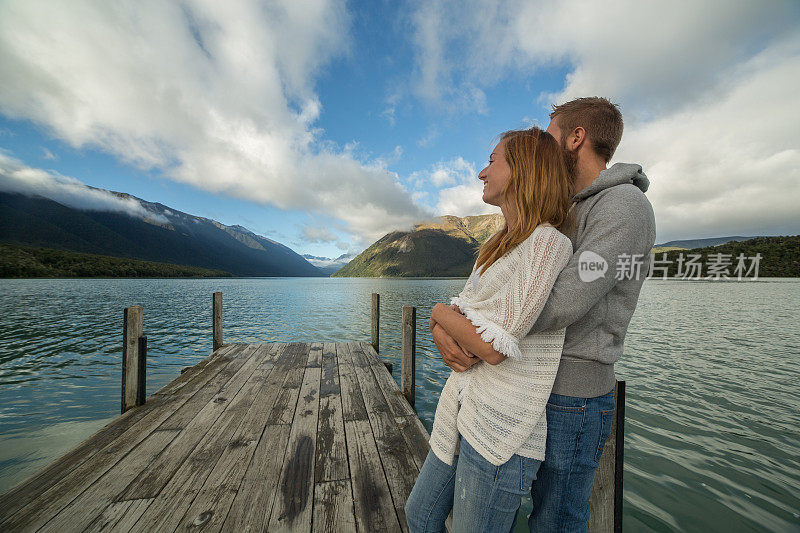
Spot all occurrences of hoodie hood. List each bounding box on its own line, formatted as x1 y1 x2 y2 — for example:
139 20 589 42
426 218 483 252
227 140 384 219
572 163 649 203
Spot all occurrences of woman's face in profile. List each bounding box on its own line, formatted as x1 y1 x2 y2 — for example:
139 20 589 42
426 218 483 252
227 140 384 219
478 139 511 207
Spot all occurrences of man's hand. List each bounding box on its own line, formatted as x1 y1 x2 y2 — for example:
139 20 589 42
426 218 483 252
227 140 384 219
432 323 480 372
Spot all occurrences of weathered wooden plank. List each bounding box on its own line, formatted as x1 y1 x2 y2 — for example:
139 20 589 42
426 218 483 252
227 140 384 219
220 424 291 533
35 430 180 533
125 346 279 532
154 343 242 397
171 344 297 532
266 343 312 425
0 343 235 525
308 341 323 368
157 345 257 431
315 342 348 483
366 410 418 532
222 346 309 532
56 345 263 530
268 346 322 532
118 344 267 501
259 342 286 369
0 345 245 530
359 342 416 418
337 343 368 422
320 342 340 398
349 343 390 417
313 479 356 533
84 498 154 533
350 344 418 532
344 418 401 533
394 415 430 470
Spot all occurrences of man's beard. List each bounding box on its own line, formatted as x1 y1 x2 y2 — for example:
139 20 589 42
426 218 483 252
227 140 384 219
561 143 578 180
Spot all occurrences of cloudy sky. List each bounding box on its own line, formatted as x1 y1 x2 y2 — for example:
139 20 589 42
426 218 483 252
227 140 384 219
0 0 798 256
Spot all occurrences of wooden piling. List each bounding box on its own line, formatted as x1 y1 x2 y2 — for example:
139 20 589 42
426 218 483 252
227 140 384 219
588 379 626 533
371 293 380 353
401 305 416 408
212 291 223 351
121 306 144 414
137 336 147 407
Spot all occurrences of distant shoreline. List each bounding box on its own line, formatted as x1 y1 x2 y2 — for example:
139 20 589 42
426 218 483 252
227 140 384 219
3 234 798 279
0 243 233 279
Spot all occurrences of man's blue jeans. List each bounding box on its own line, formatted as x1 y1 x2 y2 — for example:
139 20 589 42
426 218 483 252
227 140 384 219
527 386 616 532
405 434 541 532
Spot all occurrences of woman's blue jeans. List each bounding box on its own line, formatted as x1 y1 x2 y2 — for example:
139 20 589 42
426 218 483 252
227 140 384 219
527 387 617 532
405 434 541 532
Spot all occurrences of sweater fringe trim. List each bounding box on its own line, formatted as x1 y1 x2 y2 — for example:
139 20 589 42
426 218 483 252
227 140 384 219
450 296 522 360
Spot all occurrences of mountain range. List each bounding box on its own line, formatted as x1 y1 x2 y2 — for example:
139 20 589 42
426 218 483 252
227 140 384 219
332 214 505 277
653 236 764 249
1 181 786 279
335 218 784 278
0 190 324 277
302 253 358 276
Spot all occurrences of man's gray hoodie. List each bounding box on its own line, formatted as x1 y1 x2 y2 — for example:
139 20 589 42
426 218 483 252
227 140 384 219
528 162 656 397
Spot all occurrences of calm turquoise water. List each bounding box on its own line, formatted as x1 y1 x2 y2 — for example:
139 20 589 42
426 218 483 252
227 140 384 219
1 277 798 531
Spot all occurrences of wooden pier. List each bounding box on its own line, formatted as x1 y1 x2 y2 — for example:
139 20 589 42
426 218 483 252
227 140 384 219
0 292 625 532
0 341 430 532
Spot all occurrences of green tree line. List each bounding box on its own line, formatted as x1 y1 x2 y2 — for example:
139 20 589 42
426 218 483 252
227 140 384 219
0 243 234 278
650 236 799 279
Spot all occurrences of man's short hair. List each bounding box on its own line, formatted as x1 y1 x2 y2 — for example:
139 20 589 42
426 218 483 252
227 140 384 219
550 97 623 163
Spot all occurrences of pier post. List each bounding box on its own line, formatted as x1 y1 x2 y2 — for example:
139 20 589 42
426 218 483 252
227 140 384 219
588 379 626 532
137 336 147 406
213 291 223 351
401 305 416 408
371 293 380 353
121 306 145 414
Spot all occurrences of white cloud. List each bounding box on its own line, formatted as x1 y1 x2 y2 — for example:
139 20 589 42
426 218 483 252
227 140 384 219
41 148 57 161
427 157 476 187
417 126 439 147
0 151 167 223
408 0 800 241
0 0 433 246
381 90 402 127
614 37 800 242
435 181 501 218
409 0 489 113
302 225 338 243
413 156 500 217
381 106 396 127
410 0 798 114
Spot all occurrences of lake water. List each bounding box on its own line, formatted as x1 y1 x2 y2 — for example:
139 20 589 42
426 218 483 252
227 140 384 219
1 277 799 531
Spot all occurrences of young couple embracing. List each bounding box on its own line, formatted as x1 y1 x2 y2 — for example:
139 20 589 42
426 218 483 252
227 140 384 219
405 97 656 532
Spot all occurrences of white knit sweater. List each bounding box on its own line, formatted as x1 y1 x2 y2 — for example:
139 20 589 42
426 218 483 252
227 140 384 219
429 224 573 467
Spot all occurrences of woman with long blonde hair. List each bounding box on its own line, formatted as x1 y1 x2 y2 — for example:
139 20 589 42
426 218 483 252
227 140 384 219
405 126 574 532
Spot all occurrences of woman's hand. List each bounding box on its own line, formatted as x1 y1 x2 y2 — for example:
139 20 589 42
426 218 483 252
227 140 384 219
428 308 438 332
429 302 457 332
432 324 480 372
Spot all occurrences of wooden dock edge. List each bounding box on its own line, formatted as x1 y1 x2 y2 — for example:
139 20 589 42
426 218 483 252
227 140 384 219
0 343 239 509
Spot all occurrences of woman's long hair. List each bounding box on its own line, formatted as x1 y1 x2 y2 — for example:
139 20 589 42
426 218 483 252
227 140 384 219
475 127 575 274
